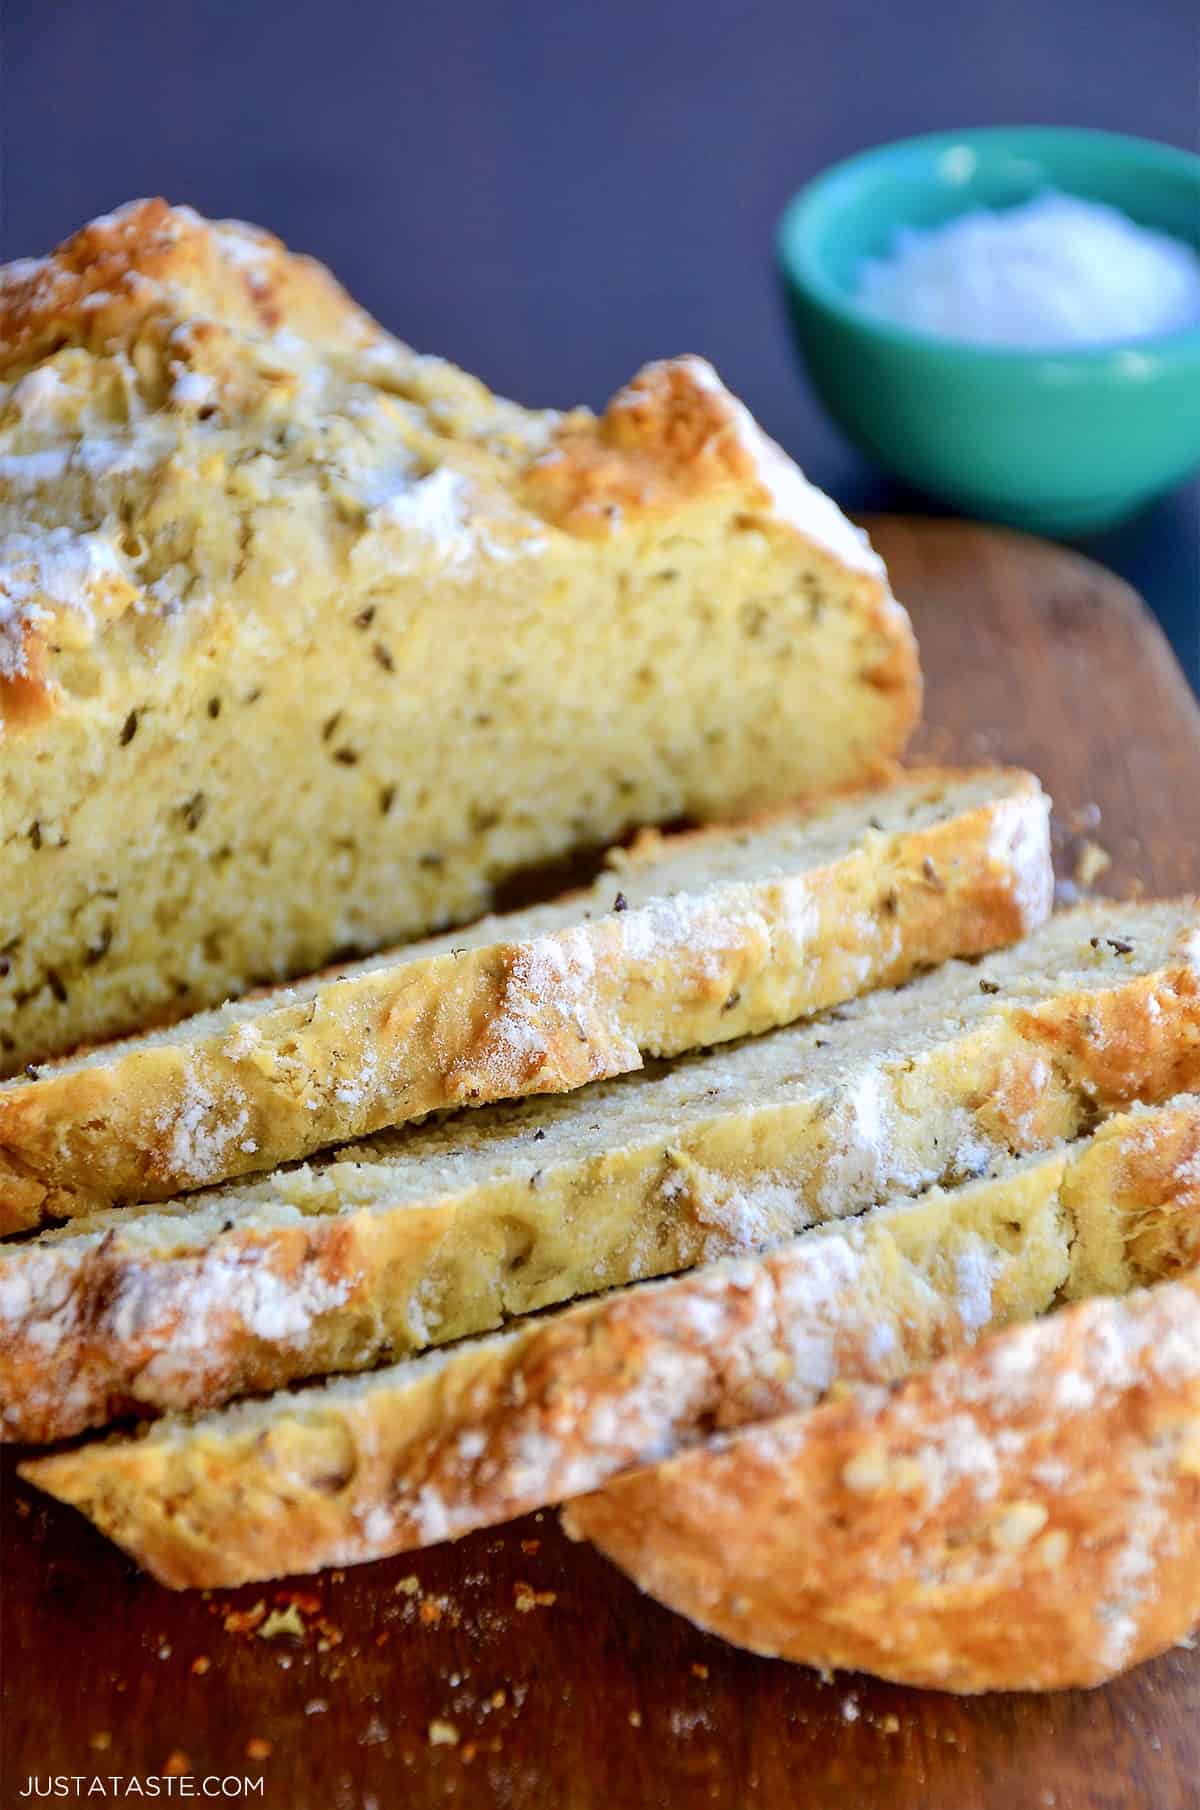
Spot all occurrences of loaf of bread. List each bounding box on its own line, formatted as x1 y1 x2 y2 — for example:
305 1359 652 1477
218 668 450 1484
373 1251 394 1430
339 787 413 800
0 766 1050 1226
21 1094 1200 1589
6 899 1194 1442
566 1262 1200 1693
0 200 920 1073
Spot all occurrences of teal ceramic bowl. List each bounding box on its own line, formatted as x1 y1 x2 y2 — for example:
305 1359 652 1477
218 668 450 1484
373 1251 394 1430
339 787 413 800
777 127 1200 534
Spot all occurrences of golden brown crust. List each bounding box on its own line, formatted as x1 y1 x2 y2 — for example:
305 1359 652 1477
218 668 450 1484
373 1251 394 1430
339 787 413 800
0 199 380 374
0 770 1048 1227
0 659 56 732
566 1274 1200 1693
522 358 766 532
1015 948 1200 1106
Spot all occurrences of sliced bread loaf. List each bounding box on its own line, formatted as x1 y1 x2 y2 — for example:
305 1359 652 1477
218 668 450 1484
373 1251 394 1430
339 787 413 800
565 1254 1200 1692
0 765 1051 1224
21 1094 1200 1588
0 201 919 1072
4 899 1197 1441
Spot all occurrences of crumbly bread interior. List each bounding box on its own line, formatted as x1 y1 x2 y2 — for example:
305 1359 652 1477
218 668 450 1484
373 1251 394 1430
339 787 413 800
0 203 917 1072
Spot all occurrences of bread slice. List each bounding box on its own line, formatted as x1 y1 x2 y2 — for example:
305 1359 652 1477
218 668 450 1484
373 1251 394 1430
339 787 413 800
0 766 1051 1227
0 201 919 1074
5 899 1197 1443
565 1264 1200 1693
21 1094 1200 1589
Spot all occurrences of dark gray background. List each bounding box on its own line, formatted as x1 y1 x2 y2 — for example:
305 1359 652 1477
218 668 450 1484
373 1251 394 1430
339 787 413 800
3 0 1197 686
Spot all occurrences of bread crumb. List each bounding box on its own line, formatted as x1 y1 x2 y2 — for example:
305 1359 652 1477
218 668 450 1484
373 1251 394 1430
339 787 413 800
490 1690 507 1710
520 1538 541 1555
691 1663 709 1680
190 1656 211 1676
513 1581 556 1612
223 1601 266 1635
428 1719 460 1748
395 1575 420 1596
89 1732 112 1752
258 1603 306 1640
246 1738 272 1761
629 1710 643 1727
304 1698 329 1716
841 1694 860 1722
419 1597 444 1627
881 1714 900 1734
162 1752 190 1776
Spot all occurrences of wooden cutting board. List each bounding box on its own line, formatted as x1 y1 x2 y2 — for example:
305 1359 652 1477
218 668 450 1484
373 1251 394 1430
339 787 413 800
4 519 1198 1810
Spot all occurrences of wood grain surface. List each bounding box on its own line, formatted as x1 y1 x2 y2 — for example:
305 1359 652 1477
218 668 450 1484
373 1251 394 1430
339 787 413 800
3 519 1198 1810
